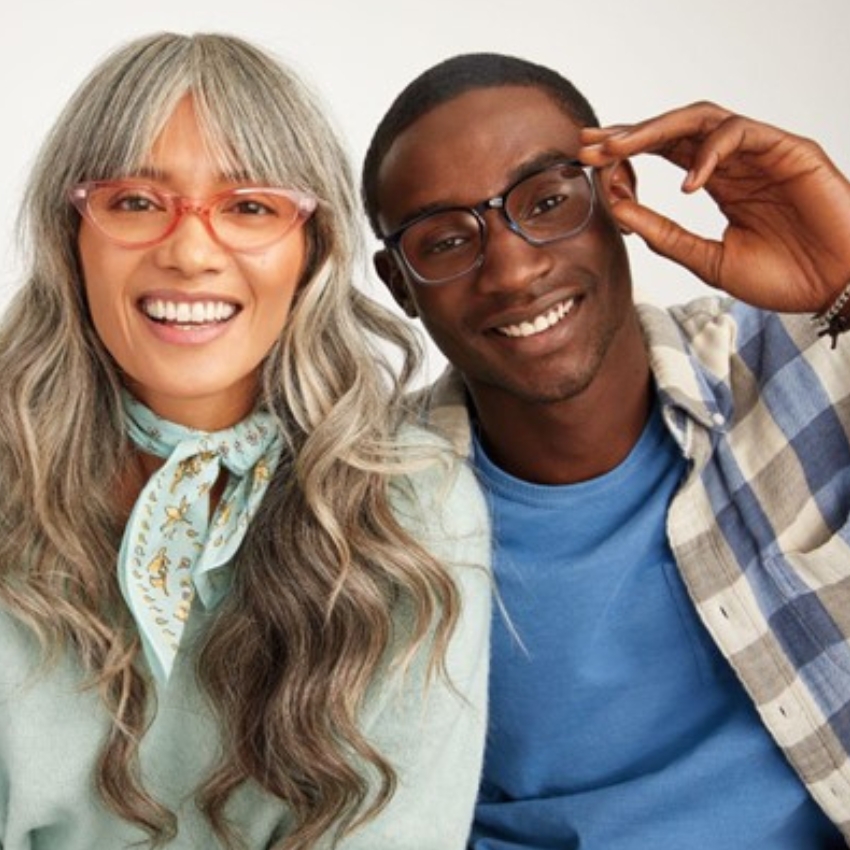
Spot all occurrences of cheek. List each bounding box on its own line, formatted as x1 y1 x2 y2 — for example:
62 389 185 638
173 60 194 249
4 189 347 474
243 235 310 331
410 290 472 360
581 212 631 286
77 229 128 334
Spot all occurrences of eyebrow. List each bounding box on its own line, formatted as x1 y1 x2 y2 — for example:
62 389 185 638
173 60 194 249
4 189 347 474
506 149 579 185
387 148 579 233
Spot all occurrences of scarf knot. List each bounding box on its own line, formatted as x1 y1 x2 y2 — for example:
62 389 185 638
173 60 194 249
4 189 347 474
118 393 282 683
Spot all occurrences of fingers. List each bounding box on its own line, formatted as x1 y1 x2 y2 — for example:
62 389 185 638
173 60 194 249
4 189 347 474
580 102 733 168
611 198 723 288
579 102 789 188
678 117 789 192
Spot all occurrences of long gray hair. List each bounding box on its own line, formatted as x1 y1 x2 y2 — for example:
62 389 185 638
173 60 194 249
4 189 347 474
0 32 458 849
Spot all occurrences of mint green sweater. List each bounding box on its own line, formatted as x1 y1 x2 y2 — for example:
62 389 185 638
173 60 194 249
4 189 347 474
0 431 491 849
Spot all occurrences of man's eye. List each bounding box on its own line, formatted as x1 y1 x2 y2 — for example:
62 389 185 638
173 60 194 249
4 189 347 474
529 193 569 217
422 233 470 255
410 216 478 256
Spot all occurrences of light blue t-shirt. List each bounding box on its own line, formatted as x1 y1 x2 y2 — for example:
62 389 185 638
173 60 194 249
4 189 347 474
469 401 843 849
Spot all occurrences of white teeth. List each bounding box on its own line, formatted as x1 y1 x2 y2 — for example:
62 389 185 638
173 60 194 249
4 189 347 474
496 299 574 338
142 299 237 325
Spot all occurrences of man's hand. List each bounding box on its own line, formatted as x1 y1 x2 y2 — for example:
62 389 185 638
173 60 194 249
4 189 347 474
579 102 850 314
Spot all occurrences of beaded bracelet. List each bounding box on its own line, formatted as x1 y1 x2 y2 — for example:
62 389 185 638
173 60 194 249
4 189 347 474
813 280 850 349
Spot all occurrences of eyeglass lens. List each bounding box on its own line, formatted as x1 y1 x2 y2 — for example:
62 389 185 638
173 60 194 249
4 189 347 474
80 183 308 251
399 163 592 283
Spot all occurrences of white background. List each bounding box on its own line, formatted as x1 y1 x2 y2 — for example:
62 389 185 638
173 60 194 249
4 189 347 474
3 0 849 379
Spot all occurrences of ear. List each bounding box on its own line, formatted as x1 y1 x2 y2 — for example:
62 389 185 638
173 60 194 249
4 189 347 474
373 249 419 318
598 160 638 234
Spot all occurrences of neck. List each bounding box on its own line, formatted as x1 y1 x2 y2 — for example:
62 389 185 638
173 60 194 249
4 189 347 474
123 380 259 433
117 451 163 520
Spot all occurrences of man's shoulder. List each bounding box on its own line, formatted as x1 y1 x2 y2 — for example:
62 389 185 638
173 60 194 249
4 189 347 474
406 368 473 459
637 295 831 372
638 294 827 351
637 295 736 344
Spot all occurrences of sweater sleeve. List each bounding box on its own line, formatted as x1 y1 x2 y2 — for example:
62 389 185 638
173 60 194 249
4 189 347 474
331 430 492 850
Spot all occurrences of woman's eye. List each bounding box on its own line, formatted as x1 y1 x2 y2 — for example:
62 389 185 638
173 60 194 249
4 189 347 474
227 199 276 216
111 194 161 213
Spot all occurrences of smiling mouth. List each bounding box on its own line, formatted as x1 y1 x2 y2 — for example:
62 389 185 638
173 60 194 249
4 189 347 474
141 298 238 325
494 298 576 338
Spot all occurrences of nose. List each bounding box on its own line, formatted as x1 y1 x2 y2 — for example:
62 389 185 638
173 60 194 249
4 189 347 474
153 208 229 276
475 210 552 295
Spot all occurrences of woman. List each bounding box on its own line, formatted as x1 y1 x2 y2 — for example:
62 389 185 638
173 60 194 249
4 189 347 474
0 33 490 850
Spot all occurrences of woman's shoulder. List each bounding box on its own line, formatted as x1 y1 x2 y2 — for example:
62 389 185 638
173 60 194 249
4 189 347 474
389 422 489 545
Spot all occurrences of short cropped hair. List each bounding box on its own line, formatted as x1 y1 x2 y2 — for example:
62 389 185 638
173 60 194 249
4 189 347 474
362 51 599 233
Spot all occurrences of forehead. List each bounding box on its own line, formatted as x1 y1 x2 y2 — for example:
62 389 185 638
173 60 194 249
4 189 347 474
149 96 202 150
135 95 251 187
376 85 583 228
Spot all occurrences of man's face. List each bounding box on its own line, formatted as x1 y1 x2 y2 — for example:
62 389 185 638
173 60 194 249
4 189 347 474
374 85 637 409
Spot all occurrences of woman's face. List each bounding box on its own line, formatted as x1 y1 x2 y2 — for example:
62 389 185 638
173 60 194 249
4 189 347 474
77 95 310 431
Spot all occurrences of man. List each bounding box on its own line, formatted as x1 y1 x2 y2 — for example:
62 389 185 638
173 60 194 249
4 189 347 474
361 53 850 848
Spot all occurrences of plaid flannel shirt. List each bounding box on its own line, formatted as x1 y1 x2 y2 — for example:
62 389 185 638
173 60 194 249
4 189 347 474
419 295 850 843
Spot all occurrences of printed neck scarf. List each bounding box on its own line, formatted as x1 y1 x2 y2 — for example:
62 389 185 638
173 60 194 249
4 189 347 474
118 392 282 683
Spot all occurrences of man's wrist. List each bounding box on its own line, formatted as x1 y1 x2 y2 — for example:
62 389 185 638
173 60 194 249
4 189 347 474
812 279 850 348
